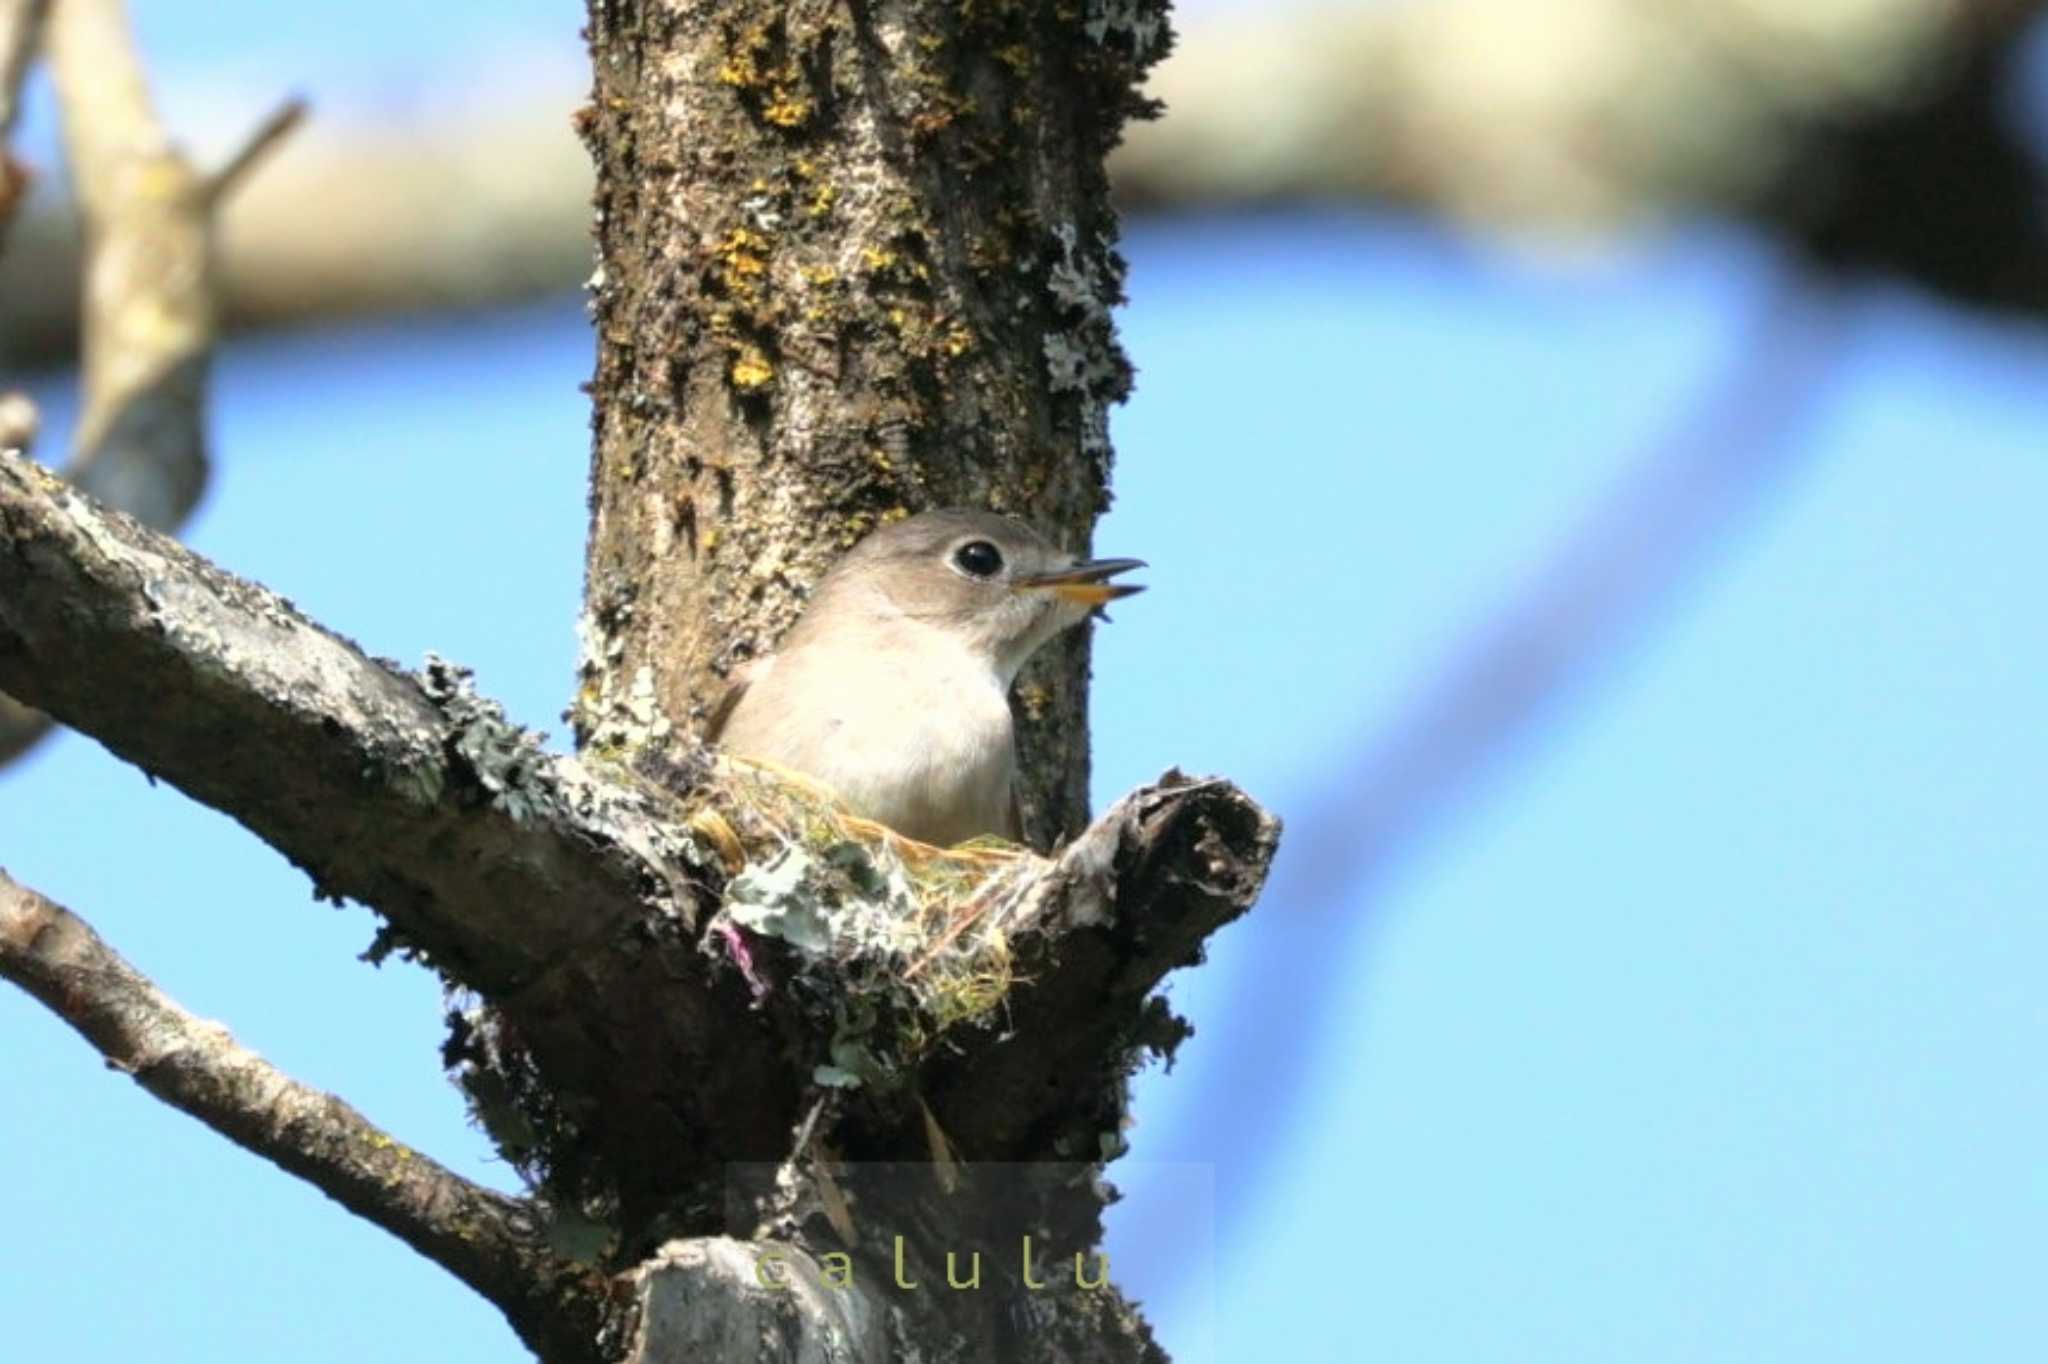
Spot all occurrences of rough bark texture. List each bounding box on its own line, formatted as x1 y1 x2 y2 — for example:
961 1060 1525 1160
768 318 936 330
573 0 1171 848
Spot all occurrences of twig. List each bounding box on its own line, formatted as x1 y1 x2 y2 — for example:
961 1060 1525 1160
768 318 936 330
208 95 309 204
48 0 210 489
0 867 605 1363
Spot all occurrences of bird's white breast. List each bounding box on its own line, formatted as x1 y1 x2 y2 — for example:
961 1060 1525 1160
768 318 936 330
718 623 1019 845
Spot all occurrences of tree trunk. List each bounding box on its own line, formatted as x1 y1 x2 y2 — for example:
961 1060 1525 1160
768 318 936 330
566 4 1199 1357
568 5 1189 1357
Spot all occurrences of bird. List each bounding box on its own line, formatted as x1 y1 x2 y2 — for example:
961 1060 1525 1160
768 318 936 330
707 508 1145 848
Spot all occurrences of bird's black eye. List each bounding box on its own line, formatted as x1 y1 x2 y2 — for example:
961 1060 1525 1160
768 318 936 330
953 539 1004 578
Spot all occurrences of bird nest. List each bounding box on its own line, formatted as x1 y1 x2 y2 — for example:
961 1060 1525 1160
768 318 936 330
682 756 1052 1089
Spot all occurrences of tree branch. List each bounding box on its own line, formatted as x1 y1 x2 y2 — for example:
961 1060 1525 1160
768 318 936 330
206 95 309 204
0 443 1277 1238
623 1238 884 1364
0 445 689 989
0 867 604 1363
1 95 592 370
0 0 300 768
0 392 36 755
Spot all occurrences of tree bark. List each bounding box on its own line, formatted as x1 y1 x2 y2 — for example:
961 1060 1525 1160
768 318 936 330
574 0 1170 847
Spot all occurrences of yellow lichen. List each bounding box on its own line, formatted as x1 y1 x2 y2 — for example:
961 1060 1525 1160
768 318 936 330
719 20 813 130
719 19 772 87
762 90 812 128
715 227 773 304
731 348 776 389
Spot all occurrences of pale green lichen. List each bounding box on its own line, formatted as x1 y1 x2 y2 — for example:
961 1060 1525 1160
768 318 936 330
1082 0 1170 62
1039 224 1127 472
419 653 557 823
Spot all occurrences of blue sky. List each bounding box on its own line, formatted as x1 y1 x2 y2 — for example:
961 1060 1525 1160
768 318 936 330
5 6 2047 1363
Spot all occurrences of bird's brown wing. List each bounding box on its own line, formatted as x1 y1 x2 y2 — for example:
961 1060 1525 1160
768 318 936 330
703 676 748 744
703 655 769 745
1006 785 1026 845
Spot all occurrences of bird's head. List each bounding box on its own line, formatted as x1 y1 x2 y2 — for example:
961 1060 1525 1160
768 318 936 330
805 508 1146 685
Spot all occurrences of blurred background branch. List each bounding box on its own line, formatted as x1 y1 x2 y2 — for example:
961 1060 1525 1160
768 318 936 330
1 94 586 369
1124 0 2048 306
1176 263 1858 1231
0 0 298 765
0 2 40 133
1317 271 1850 886
0 0 47 234
4 0 2046 370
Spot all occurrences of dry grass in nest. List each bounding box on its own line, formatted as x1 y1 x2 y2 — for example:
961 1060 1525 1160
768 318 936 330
687 755 1052 1048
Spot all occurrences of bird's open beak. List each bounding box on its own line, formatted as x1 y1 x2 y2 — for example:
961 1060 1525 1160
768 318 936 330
1015 557 1148 606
